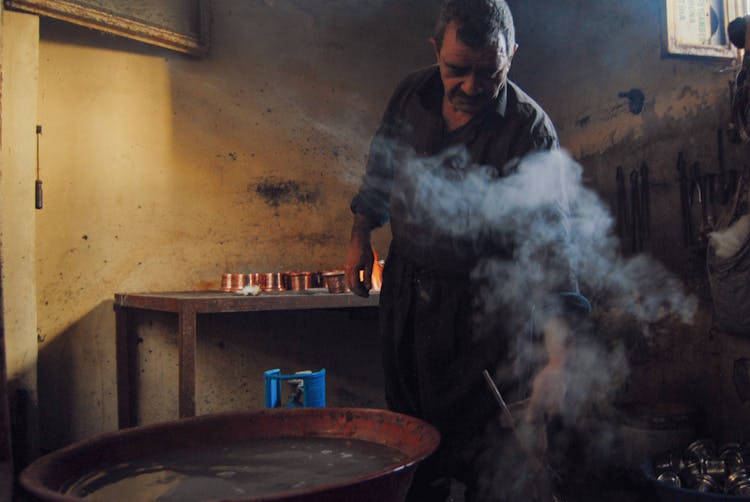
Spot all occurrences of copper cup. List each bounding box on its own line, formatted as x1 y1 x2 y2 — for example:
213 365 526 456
231 273 247 292
220 273 233 292
263 272 285 291
248 272 263 288
287 271 312 291
322 270 347 294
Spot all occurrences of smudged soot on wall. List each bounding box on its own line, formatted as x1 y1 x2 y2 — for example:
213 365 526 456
253 178 320 208
618 88 645 115
576 115 591 128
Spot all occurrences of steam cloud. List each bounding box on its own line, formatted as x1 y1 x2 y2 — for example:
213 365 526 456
397 146 695 326
382 145 697 495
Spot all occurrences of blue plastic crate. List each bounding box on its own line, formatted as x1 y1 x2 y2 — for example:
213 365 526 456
264 368 326 408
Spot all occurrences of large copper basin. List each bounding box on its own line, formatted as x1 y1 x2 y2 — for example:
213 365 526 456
20 408 440 501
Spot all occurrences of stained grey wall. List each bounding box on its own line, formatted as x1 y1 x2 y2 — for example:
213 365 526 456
509 0 750 441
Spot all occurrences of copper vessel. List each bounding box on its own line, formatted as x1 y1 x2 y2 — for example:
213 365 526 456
322 271 347 294
248 272 264 288
220 273 233 292
20 408 440 502
287 271 312 291
231 273 248 292
263 272 285 291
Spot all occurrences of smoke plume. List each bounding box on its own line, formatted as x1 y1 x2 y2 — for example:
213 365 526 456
386 145 697 494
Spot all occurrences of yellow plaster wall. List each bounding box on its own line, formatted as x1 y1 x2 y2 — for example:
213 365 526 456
0 9 40 463
34 1 435 449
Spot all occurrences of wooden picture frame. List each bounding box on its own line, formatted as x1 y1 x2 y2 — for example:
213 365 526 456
3 0 210 56
664 0 742 58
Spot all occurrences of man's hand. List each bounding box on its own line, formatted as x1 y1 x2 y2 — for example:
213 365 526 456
345 214 375 297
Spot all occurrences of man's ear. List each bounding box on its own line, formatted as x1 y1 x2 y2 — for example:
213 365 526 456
429 37 440 59
510 43 519 62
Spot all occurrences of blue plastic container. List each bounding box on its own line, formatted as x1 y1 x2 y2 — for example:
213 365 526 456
264 368 326 408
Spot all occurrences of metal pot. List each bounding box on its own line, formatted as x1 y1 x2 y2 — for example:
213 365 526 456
322 271 347 294
21 408 440 502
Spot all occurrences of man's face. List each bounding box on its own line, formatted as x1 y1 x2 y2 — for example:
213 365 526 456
432 20 515 117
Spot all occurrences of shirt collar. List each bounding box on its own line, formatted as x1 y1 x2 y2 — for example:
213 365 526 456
418 65 509 118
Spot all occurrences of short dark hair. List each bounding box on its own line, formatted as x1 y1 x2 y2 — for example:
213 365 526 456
433 0 515 53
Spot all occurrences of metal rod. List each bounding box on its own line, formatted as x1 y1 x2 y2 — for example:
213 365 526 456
482 369 517 433
482 369 562 485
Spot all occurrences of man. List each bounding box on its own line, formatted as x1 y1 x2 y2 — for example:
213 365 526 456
345 1 586 499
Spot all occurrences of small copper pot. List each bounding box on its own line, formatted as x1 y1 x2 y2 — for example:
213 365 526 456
248 272 264 288
287 272 312 291
322 270 347 294
220 274 233 292
231 273 248 292
263 272 285 291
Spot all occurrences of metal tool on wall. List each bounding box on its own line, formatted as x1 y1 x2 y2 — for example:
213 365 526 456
615 166 628 243
691 162 709 245
630 169 641 253
718 127 730 204
676 152 693 247
673 147 744 248
615 163 650 254
639 162 651 248
628 166 652 253
35 125 42 210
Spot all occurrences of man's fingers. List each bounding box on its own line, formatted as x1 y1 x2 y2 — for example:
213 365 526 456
346 268 369 298
351 283 370 298
363 263 373 290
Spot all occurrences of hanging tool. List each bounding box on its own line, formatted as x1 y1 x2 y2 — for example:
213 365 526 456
35 125 43 210
691 162 709 244
615 166 628 243
630 169 641 253
718 128 729 204
639 162 650 247
706 173 717 229
677 152 693 247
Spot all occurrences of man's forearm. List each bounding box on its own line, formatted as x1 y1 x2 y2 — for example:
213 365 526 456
351 213 377 240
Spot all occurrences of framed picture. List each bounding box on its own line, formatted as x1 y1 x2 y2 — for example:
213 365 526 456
3 0 210 56
664 0 743 58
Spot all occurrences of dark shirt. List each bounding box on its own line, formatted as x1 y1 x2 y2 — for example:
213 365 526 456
354 65 588 447
351 65 559 272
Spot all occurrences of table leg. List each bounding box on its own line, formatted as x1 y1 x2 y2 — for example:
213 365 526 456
178 306 197 418
115 305 135 429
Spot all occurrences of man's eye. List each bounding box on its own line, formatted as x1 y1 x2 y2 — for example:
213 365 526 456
481 70 502 80
448 66 469 76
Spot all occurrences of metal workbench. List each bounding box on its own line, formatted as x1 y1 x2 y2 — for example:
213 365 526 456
114 289 379 428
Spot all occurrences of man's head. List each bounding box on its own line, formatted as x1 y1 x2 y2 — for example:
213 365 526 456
431 0 517 117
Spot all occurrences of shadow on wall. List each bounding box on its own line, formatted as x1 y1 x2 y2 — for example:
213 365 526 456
38 299 385 449
37 301 117 452
134 307 385 426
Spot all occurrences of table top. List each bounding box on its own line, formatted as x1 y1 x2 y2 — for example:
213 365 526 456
114 289 380 314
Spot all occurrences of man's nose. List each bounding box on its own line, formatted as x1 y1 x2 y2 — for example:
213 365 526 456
461 73 483 95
